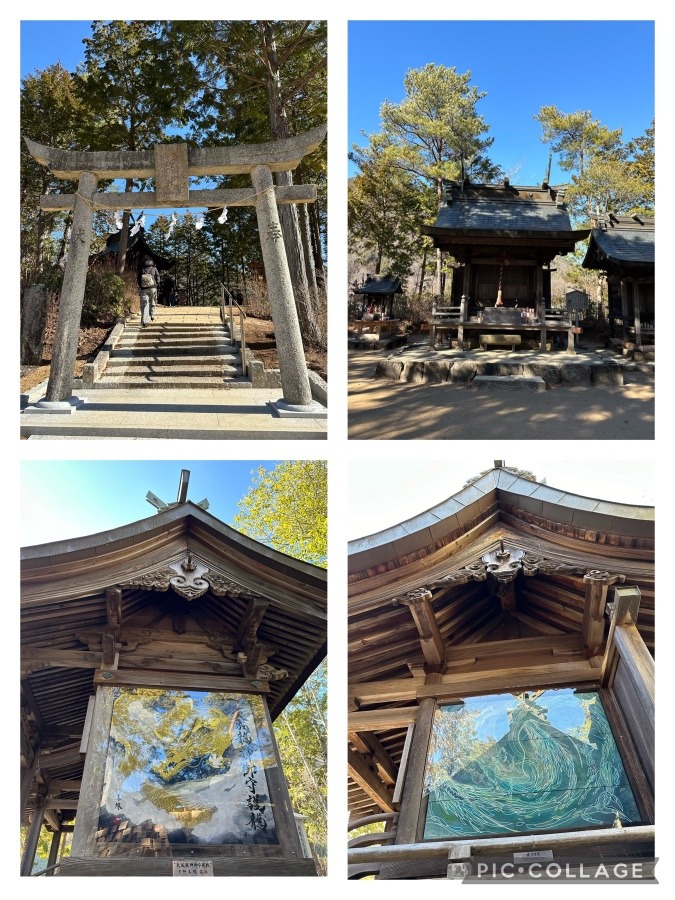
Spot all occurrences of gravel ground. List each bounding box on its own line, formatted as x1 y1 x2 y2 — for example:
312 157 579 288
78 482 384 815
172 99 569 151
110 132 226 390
348 348 655 441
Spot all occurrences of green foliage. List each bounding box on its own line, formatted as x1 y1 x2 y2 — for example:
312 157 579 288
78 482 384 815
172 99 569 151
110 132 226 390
20 64 84 279
349 133 431 277
73 21 197 153
380 63 500 200
534 106 623 175
233 461 327 567
81 271 128 325
535 106 654 223
274 661 327 874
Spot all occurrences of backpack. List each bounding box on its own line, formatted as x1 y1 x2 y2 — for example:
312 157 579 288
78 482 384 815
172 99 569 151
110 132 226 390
141 271 155 288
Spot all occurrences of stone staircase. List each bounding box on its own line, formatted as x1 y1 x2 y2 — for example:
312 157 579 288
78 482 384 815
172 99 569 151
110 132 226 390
92 317 250 389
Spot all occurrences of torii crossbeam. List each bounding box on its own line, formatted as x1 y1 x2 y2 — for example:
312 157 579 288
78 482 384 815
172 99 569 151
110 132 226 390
24 125 327 416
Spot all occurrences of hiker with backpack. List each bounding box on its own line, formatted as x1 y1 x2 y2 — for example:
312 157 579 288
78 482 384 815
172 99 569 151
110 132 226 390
138 255 160 326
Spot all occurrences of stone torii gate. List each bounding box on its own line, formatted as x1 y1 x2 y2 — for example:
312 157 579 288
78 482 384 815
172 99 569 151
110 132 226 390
24 124 327 416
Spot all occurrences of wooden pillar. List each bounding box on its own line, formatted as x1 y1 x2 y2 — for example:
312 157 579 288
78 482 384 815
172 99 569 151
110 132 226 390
20 745 41 821
536 265 546 351
20 793 46 876
457 263 470 347
71 687 115 858
44 170 98 403
620 279 629 342
633 280 643 348
601 585 654 794
261 699 306 859
393 698 436 845
567 325 576 354
582 571 624 659
46 828 62 876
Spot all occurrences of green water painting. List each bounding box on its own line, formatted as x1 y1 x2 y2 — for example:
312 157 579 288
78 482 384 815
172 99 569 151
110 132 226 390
423 689 640 839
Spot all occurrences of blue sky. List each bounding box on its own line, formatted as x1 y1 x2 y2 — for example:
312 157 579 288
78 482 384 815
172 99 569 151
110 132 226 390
20 460 283 546
348 458 654 539
20 20 92 78
348 20 655 185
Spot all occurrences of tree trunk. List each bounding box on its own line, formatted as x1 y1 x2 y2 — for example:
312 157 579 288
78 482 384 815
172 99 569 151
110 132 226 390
433 177 444 295
298 201 317 304
308 200 324 277
55 213 73 270
260 20 322 347
417 247 428 301
115 178 135 275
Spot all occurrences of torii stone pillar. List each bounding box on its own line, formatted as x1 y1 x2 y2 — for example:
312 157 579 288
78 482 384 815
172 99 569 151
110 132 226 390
23 126 327 416
44 171 98 406
252 164 313 410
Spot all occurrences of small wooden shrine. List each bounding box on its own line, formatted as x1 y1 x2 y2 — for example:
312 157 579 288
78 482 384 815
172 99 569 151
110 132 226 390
582 214 654 352
421 180 589 352
348 463 654 880
352 274 403 319
349 274 405 350
21 472 326 877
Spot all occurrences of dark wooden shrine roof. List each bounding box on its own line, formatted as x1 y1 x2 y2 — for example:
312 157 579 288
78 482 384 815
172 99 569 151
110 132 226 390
21 502 326 829
582 214 655 272
353 275 403 296
91 228 174 270
421 180 589 251
348 467 654 818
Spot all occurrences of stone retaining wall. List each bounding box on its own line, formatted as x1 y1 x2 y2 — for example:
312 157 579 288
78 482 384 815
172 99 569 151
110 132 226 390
374 358 624 387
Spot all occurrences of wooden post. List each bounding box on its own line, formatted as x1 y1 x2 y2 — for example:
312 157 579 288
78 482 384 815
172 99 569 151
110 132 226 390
620 279 629 343
602 585 641 688
633 280 643 348
457 289 469 347
536 266 546 351
46 828 62 876
393 698 436 845
20 744 41 821
582 572 624 658
71 687 115 858
20 793 46 876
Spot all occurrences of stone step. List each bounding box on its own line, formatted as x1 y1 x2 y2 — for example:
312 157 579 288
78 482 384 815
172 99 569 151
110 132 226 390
125 322 227 334
121 335 234 347
112 345 238 358
106 353 240 365
103 364 243 377
125 329 228 339
94 374 251 389
470 375 547 392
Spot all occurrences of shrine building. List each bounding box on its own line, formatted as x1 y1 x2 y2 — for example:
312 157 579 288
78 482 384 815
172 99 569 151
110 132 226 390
347 463 654 880
21 472 326 877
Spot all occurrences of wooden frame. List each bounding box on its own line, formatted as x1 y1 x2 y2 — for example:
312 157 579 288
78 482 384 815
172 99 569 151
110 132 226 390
69 681 304 875
400 677 654 850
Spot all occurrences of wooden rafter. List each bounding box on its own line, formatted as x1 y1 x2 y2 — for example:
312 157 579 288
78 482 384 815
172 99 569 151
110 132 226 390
348 707 418 732
399 590 445 669
235 597 270 653
347 747 396 813
348 732 397 785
